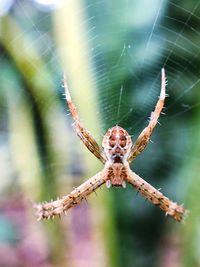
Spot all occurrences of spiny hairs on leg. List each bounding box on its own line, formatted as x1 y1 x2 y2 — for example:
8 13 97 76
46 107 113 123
63 73 106 164
127 68 166 163
127 170 188 222
34 171 106 220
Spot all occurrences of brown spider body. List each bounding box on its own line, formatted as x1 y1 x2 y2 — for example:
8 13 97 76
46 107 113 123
102 126 131 187
106 163 128 187
34 69 188 222
102 126 132 164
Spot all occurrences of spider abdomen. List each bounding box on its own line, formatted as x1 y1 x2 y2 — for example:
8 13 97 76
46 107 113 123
102 126 132 163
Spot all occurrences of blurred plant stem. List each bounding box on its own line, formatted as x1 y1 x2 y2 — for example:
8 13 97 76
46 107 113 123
54 1 120 267
181 88 200 267
0 15 68 265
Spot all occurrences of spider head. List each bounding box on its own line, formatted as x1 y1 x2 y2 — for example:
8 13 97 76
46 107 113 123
102 126 132 164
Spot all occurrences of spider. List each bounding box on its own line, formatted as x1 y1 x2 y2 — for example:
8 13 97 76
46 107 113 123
34 68 186 222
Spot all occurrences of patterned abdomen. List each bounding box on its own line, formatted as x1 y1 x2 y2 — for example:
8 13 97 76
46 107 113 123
102 126 132 164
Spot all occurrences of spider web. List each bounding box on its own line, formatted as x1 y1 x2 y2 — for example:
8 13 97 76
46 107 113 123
1 0 198 155
0 0 199 218
81 0 200 190
0 0 200 266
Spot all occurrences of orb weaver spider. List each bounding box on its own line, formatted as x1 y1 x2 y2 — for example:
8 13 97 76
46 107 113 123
34 68 187 222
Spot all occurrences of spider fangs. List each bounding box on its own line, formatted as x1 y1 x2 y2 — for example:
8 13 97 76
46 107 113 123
34 68 188 222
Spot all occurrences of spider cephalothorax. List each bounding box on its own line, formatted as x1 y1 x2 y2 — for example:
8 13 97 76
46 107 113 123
34 69 187 222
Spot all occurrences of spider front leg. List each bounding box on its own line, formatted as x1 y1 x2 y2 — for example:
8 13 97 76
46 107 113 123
128 68 166 163
64 74 106 164
34 169 108 220
126 169 187 222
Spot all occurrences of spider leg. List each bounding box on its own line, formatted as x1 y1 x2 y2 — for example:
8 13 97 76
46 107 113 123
64 74 106 163
128 68 166 163
126 169 187 222
34 169 107 220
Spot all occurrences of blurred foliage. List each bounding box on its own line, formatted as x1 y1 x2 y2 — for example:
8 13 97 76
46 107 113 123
0 0 200 267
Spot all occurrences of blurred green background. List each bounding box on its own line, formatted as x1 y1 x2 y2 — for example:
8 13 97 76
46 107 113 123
0 0 200 266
